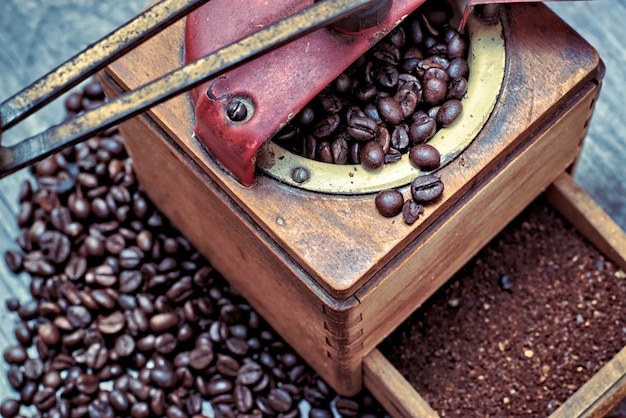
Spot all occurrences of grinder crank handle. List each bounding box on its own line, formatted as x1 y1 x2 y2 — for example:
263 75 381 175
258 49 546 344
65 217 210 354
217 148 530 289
0 0 380 179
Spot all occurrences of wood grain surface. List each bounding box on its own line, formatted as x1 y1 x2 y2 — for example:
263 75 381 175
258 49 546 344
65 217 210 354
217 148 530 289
0 0 624 411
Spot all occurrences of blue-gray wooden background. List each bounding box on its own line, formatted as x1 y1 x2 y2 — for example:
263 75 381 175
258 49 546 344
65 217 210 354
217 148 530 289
1 0 624 412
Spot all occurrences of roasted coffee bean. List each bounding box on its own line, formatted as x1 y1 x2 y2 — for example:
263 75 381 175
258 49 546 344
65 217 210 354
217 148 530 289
437 99 463 127
130 402 150 418
119 246 144 269
97 311 126 334
84 81 104 99
424 65 449 83
423 77 448 106
150 368 177 389
4 250 23 273
335 398 360 416
359 141 385 171
33 387 56 411
384 147 402 164
317 91 342 114
377 125 391 154
23 253 55 276
403 199 425 225
375 189 404 217
23 357 43 381
108 389 130 413
88 399 115 418
67 305 92 328
16 201 33 227
309 408 334 418
411 174 444 202
206 377 233 396
347 116 377 141
92 263 116 286
447 76 468 100
149 312 178 333
164 405 185 418
69 192 92 219
14 322 31 345
268 387 293 412
447 33 468 59
65 254 87 281
104 233 126 255
3 346 27 365
155 333 178 354
372 42 400 65
297 106 316 126
448 56 469 79
42 370 62 389
119 269 143 293
216 354 240 377
409 115 437 144
377 97 404 125
189 345 213 370
312 113 340 138
409 143 441 170
39 301 62 317
114 334 135 358
394 87 419 118
19 380 37 405
372 64 399 90
391 125 411 151
6 366 23 390
237 361 263 386
85 342 109 370
166 276 193 302
0 398 19 418
349 142 360 164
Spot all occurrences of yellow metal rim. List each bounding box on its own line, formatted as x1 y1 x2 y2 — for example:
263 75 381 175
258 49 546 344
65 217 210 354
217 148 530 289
257 13 506 195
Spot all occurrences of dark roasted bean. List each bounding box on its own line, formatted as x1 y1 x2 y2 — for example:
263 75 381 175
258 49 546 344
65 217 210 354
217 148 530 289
403 199 425 225
409 115 437 144
359 141 385 171
335 398 360 417
409 143 441 170
411 174 445 202
33 387 56 411
312 113 340 138
437 99 463 127
347 116 378 142
375 190 404 218
237 361 263 386
3 346 27 365
377 96 404 125
423 77 448 106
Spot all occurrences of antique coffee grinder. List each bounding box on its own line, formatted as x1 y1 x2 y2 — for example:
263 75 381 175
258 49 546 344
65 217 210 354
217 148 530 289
0 0 609 414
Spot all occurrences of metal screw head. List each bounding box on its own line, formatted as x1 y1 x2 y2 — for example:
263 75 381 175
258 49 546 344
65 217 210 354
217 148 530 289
291 166 310 184
225 96 255 123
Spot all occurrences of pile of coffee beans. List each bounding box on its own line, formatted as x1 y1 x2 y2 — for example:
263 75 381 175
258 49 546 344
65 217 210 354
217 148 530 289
274 0 467 168
1 80 390 418
273 0 466 223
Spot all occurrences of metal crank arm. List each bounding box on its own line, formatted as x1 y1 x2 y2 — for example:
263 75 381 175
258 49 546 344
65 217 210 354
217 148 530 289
0 0 379 179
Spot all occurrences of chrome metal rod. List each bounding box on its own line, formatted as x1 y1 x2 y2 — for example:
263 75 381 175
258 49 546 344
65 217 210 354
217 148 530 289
0 0 210 134
0 0 378 178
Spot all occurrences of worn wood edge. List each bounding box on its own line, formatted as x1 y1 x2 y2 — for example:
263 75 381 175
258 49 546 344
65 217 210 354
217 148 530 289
363 349 439 418
546 173 626 272
549 345 626 418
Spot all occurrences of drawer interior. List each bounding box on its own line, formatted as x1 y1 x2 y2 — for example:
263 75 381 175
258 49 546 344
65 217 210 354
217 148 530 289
371 183 626 417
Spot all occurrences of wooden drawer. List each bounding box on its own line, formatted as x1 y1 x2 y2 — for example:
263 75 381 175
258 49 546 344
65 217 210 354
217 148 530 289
101 0 605 401
365 174 626 417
